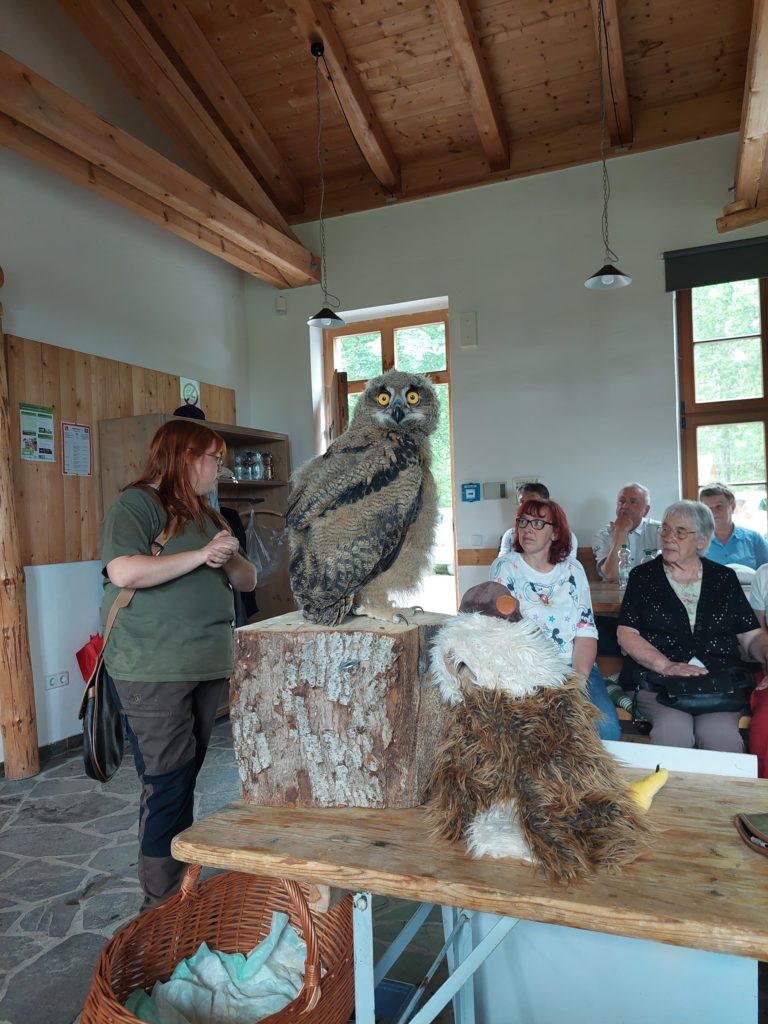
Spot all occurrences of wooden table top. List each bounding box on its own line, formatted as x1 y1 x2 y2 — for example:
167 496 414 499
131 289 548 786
173 770 768 961
589 581 623 615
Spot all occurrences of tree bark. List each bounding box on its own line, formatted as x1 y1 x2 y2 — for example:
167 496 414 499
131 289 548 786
231 611 448 808
0 282 40 779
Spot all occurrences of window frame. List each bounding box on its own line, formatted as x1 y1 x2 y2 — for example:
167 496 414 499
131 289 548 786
676 279 768 499
322 309 451 396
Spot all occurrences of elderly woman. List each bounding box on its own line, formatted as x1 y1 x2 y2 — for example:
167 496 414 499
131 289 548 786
617 499 768 752
490 498 620 740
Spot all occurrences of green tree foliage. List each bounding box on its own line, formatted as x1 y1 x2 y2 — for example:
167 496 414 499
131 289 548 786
692 280 767 527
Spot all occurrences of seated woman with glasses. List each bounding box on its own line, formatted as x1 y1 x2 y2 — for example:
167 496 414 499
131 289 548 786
490 498 621 740
617 500 768 753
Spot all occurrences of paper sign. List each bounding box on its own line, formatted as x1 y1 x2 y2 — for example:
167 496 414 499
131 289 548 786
20 403 55 462
62 422 92 477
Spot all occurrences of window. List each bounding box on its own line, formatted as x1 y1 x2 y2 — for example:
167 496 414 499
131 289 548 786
322 311 456 612
677 279 768 533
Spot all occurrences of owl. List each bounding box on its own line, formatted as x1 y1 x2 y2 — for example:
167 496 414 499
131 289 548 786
286 369 439 625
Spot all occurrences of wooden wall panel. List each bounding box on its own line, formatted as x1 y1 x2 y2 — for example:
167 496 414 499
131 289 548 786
4 334 236 566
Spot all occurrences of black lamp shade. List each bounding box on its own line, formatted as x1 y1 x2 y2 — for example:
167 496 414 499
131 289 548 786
584 263 632 290
307 306 346 328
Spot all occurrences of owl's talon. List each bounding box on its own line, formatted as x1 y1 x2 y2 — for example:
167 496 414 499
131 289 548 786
392 612 409 625
410 605 424 615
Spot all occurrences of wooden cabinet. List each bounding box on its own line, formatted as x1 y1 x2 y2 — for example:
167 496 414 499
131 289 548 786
98 413 295 621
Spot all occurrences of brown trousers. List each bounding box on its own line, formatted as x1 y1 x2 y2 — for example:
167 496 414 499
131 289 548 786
113 677 226 908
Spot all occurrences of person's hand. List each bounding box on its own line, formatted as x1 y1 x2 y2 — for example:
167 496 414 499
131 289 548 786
611 510 633 541
657 659 709 677
203 530 240 568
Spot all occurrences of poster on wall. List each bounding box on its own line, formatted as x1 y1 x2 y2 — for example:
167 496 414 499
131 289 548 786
20 402 55 462
61 422 93 477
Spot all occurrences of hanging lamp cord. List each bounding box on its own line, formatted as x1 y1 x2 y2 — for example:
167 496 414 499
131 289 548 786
313 51 341 310
597 0 620 266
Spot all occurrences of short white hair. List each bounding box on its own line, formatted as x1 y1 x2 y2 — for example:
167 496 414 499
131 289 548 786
620 482 650 504
663 500 715 544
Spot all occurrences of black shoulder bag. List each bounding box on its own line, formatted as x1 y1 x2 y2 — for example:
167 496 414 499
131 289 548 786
79 527 168 782
637 664 755 716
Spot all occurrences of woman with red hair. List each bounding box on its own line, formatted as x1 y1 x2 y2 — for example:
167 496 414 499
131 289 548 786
490 498 620 740
100 419 257 908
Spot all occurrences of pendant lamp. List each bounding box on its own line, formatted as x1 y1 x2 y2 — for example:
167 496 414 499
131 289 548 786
307 41 346 328
584 0 631 290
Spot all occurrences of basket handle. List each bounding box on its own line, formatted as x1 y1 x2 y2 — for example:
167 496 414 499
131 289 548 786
176 867 321 1012
281 878 322 1012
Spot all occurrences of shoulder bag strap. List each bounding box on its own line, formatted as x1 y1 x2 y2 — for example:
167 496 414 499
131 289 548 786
102 524 172 647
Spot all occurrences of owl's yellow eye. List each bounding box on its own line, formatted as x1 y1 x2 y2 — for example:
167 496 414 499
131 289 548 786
405 390 420 406
377 391 391 407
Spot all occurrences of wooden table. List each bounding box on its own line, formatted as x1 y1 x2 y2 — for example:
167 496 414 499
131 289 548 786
589 581 623 615
173 770 768 962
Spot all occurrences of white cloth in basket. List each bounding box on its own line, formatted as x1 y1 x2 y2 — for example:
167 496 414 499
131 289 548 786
125 910 306 1024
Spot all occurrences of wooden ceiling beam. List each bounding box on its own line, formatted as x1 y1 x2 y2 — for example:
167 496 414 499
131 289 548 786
434 0 509 171
733 0 768 207
716 200 768 234
0 114 293 288
57 0 298 239
589 0 632 148
141 0 304 214
286 0 400 191
0 50 319 286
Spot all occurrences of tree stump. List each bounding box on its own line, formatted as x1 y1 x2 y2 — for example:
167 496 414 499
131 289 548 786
230 611 449 808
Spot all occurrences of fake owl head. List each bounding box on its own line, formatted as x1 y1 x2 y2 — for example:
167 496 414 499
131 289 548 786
353 370 438 437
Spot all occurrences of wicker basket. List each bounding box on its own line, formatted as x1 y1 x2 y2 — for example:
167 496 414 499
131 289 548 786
81 866 354 1024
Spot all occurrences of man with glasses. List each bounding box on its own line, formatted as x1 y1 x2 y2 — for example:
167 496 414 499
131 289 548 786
699 482 768 570
593 482 661 582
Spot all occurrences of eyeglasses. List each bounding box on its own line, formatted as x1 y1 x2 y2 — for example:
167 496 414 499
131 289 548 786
204 452 224 468
660 524 697 540
516 516 553 531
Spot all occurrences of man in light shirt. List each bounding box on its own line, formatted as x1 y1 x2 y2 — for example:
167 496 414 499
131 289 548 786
700 482 768 570
593 483 661 582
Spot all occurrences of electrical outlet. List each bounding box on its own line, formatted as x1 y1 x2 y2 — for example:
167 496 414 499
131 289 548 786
45 671 69 690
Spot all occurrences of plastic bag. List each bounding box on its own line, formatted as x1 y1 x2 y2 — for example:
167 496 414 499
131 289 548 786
76 633 103 683
245 510 285 586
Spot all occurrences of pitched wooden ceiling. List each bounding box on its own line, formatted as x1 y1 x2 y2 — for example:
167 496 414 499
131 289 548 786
1 0 766 286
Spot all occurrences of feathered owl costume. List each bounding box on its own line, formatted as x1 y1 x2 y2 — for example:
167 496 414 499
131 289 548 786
428 583 650 884
286 370 438 625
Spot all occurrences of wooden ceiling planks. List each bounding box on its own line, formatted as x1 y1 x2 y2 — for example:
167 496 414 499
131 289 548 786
11 0 754 263
141 0 305 212
162 0 752 223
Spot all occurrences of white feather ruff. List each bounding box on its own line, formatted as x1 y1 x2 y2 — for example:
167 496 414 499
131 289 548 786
430 614 571 705
465 802 533 861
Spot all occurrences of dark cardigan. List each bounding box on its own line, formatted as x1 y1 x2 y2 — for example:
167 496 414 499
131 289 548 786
617 555 758 685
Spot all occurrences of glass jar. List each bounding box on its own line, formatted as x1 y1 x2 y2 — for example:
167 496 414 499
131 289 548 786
249 451 264 480
240 452 253 480
261 451 274 480
233 454 244 481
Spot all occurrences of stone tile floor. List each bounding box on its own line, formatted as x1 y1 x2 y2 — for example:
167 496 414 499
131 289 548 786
0 720 450 1024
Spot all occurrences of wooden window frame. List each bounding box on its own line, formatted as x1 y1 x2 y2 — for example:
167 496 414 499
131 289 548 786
677 279 768 499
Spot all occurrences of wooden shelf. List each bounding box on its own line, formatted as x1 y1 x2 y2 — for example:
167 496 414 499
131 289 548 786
219 480 287 489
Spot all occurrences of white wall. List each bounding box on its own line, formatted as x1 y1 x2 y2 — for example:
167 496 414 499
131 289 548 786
243 134 768 598
0 2 249 760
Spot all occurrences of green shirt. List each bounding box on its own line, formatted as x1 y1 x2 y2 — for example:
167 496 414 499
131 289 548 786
100 487 236 682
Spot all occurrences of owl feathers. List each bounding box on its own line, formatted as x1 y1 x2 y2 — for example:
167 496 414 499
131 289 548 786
286 370 439 625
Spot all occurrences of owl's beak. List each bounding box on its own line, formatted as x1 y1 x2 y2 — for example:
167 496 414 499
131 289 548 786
390 401 406 423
